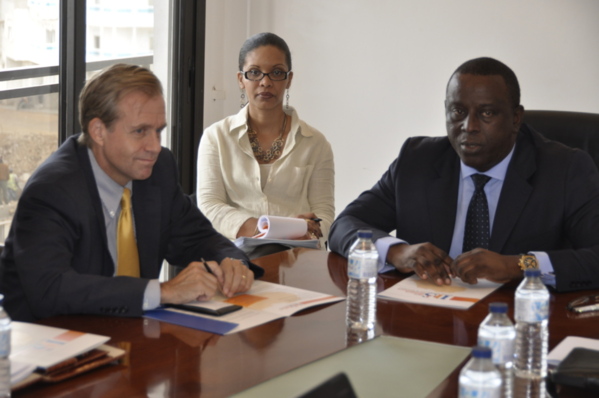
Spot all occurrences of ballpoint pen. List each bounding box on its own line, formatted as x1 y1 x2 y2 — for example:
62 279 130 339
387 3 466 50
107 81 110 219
201 257 226 294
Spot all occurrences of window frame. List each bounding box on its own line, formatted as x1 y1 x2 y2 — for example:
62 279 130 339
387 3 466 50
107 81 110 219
0 0 205 194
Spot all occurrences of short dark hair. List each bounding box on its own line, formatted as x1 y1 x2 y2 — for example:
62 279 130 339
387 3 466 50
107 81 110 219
78 63 163 147
448 57 520 107
238 32 292 71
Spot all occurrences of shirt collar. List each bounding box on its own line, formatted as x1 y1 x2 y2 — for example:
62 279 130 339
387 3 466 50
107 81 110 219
88 148 132 214
230 105 311 138
460 143 516 182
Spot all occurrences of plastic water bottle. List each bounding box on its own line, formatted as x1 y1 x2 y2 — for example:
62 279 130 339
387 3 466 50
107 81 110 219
459 346 502 398
0 294 11 398
514 269 549 379
478 302 515 398
346 230 378 331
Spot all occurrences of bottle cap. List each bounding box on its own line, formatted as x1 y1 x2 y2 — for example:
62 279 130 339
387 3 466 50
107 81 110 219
489 302 508 313
471 346 493 359
524 268 541 278
357 230 373 239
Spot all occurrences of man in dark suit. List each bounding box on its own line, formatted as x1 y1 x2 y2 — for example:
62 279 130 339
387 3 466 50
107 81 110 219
329 57 599 292
0 64 262 321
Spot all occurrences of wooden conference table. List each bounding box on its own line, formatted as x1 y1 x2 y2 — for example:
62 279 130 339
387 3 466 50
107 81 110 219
15 248 599 397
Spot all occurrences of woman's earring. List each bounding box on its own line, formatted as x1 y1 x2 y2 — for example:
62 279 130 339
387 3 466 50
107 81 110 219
285 90 290 110
240 91 246 109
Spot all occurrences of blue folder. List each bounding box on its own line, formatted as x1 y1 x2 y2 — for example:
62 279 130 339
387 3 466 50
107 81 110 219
144 308 238 335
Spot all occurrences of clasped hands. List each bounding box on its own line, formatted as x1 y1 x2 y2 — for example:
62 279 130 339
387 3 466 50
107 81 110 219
160 257 254 305
388 242 522 286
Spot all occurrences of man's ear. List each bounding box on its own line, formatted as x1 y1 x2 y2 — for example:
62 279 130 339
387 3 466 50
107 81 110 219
88 118 106 147
513 105 525 133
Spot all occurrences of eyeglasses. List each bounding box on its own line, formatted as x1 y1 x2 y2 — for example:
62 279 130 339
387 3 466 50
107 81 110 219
242 69 291 82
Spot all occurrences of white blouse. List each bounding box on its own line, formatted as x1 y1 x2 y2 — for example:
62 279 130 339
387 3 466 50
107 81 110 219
197 106 335 240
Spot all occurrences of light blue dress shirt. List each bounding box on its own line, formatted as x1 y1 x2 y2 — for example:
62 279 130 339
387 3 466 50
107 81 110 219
376 144 555 286
88 149 161 310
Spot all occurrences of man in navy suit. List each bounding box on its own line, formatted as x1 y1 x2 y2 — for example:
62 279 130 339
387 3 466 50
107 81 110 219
330 57 599 292
0 64 262 321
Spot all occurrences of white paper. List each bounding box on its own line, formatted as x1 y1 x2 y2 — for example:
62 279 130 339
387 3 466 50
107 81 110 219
163 280 344 334
10 361 36 386
10 322 109 370
377 275 502 310
234 236 320 253
547 336 599 366
255 215 307 239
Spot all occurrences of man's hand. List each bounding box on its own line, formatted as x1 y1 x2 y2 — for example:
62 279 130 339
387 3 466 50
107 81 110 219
219 257 254 297
452 249 521 284
388 242 453 285
160 261 221 304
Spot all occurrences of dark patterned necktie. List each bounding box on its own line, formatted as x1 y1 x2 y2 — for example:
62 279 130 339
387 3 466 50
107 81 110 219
463 174 492 252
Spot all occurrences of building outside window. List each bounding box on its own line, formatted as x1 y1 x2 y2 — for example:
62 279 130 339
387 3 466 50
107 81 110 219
0 0 180 245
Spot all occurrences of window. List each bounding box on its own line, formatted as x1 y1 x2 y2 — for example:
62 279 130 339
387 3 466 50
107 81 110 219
0 0 205 245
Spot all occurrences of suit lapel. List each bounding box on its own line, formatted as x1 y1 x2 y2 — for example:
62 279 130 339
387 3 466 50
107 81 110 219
132 180 161 278
427 150 461 252
490 133 536 253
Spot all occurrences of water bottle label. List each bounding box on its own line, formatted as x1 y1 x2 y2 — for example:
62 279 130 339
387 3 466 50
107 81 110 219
459 385 500 398
515 299 548 322
479 338 515 364
0 332 9 357
348 256 377 279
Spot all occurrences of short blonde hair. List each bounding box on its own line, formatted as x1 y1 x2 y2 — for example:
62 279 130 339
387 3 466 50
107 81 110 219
78 64 163 147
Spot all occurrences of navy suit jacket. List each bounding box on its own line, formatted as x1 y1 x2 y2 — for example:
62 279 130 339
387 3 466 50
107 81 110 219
329 125 599 292
0 135 262 321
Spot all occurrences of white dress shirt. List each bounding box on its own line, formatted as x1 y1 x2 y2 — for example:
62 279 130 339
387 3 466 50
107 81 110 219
376 144 555 285
88 149 160 310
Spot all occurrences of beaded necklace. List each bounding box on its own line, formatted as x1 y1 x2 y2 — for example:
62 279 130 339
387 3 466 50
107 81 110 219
247 114 287 163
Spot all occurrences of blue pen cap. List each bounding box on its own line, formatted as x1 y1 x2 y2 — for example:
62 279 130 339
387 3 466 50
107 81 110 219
357 230 373 239
489 302 508 314
471 346 493 359
524 268 541 278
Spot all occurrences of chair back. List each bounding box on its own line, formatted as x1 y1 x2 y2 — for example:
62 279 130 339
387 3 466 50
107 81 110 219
523 110 599 170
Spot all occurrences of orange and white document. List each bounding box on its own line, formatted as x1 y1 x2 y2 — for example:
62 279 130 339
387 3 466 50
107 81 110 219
378 275 502 310
163 280 344 334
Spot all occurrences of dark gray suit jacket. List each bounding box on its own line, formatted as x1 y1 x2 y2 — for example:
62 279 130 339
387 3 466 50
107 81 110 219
330 125 599 292
0 135 262 321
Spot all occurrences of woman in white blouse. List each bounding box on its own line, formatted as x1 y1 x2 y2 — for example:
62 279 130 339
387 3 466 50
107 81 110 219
197 32 335 241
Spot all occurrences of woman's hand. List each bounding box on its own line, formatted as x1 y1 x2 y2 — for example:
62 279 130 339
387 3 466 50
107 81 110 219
296 213 323 239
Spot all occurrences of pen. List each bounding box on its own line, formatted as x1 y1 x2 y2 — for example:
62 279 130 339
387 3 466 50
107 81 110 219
201 258 214 275
309 218 322 223
202 258 225 294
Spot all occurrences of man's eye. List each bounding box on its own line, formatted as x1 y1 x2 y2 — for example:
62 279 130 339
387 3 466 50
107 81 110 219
482 110 494 117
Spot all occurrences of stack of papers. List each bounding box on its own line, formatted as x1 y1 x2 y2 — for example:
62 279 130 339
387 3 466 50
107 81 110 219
234 215 320 256
10 322 124 390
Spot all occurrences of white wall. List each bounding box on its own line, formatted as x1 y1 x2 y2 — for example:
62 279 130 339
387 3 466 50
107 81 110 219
204 0 599 217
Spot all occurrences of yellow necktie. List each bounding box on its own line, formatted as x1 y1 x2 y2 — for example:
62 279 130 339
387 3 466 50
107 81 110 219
117 188 140 277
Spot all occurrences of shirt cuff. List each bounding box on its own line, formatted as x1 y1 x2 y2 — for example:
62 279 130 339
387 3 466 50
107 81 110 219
143 279 161 310
530 251 556 287
375 236 407 273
